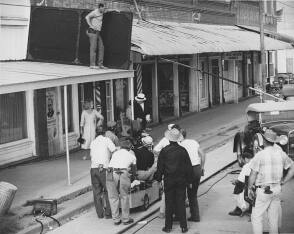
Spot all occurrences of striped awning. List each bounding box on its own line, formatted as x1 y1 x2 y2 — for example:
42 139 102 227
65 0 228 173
131 20 293 56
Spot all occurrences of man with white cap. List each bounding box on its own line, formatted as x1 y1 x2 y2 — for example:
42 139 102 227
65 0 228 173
134 93 151 130
156 128 193 233
248 129 294 234
133 136 156 181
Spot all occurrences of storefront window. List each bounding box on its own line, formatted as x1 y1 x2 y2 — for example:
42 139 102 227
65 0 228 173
61 86 74 134
179 62 189 114
0 92 27 144
158 63 174 121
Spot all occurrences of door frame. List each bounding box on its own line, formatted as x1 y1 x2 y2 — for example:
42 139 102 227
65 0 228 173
209 56 222 106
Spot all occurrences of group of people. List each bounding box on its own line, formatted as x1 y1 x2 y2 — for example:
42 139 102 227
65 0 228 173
154 124 206 233
229 128 294 234
84 118 206 233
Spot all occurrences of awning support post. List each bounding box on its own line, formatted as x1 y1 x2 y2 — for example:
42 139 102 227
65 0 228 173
130 77 135 120
64 85 71 186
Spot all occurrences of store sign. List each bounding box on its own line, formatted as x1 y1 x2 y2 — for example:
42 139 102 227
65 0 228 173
224 52 243 60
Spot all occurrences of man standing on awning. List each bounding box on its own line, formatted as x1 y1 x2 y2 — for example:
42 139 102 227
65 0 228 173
85 3 107 69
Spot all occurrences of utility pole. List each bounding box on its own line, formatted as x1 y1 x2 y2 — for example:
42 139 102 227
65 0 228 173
259 0 266 91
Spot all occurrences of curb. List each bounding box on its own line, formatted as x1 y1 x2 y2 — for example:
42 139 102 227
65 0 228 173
17 121 246 234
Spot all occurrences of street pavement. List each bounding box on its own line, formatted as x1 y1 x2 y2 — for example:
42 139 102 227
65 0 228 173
46 140 236 234
0 97 257 210
125 164 294 234
0 97 258 234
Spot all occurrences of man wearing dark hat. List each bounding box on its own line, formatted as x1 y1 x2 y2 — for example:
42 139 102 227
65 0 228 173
156 128 193 233
106 140 137 225
248 129 294 234
133 93 151 131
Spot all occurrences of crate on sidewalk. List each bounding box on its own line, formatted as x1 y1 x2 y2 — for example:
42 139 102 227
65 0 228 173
0 182 17 215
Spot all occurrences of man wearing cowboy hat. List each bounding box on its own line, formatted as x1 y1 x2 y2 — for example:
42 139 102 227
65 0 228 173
133 136 156 181
156 128 193 233
134 93 151 131
248 129 294 234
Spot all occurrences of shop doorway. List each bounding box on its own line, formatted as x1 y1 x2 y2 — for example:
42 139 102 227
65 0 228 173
236 61 243 99
179 62 189 114
211 59 220 105
158 63 174 121
46 87 62 156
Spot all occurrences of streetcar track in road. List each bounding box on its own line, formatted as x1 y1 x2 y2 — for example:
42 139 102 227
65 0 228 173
119 161 239 234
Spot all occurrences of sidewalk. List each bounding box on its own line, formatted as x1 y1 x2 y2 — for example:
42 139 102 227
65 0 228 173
0 97 257 233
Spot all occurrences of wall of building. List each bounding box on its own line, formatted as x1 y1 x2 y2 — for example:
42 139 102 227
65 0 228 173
0 0 31 60
235 0 277 32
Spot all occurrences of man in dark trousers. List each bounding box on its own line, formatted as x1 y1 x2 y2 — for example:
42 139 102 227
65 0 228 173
156 128 193 233
133 93 151 131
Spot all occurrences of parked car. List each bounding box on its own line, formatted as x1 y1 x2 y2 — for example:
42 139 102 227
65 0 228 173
275 73 294 86
233 101 294 166
281 84 294 101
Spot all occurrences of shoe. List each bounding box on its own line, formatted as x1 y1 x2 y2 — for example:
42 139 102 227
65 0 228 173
162 227 171 233
181 227 188 233
158 212 165 219
90 66 99 69
123 218 134 225
188 217 200 222
228 207 242 216
105 215 112 219
99 65 108 69
114 220 121 225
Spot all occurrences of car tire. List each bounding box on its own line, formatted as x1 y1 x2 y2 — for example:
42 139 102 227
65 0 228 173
142 195 150 211
236 141 244 167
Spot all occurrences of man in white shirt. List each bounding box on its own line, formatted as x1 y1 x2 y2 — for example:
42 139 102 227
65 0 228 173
85 3 106 69
106 140 137 225
90 131 116 219
229 151 253 216
180 129 206 222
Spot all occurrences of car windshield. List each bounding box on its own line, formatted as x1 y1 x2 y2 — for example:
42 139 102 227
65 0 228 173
261 110 294 123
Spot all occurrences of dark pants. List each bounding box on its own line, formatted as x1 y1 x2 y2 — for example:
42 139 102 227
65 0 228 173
90 168 111 218
187 165 202 220
164 180 187 229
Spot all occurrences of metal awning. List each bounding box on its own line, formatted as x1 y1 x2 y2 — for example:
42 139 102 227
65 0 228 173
131 20 293 56
0 61 134 186
0 61 134 94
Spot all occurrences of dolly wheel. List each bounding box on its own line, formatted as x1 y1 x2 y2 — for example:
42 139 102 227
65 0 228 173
142 195 150 211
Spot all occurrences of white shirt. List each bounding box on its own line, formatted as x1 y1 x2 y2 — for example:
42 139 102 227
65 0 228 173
108 149 137 169
90 135 116 168
180 139 200 166
153 137 170 154
88 9 103 31
238 161 252 183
